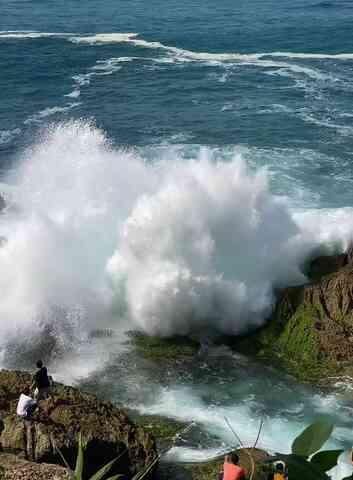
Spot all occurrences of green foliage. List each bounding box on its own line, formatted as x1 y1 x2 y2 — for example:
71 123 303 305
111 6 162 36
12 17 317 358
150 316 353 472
74 432 86 479
271 421 344 480
57 433 124 480
57 431 160 480
311 450 343 473
274 454 331 480
292 421 333 457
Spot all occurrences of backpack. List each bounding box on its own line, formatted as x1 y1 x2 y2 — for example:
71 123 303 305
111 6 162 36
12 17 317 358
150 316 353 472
272 460 287 480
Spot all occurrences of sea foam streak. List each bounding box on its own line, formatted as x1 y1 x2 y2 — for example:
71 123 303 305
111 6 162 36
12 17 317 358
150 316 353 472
24 103 81 125
3 30 353 62
69 33 138 44
0 31 73 40
0 121 352 362
2 30 352 84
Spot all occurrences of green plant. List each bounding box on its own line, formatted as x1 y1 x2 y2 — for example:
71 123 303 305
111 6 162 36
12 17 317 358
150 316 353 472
56 432 124 480
56 432 159 480
272 420 344 480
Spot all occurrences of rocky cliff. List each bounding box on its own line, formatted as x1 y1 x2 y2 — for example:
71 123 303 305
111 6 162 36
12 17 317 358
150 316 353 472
238 249 353 382
0 370 157 479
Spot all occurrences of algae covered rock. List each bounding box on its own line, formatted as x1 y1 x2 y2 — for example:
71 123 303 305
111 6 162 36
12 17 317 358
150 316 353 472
244 252 353 382
0 370 157 478
127 331 200 361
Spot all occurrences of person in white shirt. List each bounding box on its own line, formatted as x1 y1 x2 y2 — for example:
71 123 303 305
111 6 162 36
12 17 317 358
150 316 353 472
16 388 37 419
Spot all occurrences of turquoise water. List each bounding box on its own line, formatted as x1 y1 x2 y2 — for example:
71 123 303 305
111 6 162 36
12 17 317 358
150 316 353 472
1 1 353 477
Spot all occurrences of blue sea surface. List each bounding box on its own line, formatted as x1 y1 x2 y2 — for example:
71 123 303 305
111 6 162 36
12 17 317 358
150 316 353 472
1 0 353 207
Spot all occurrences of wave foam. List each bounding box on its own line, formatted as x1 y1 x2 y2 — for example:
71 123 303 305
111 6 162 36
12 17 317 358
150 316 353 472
24 103 81 125
69 33 138 44
3 30 353 86
0 128 21 145
0 121 353 357
0 31 73 40
5 30 353 63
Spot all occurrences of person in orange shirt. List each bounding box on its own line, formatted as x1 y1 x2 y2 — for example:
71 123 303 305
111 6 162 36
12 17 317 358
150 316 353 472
219 453 246 480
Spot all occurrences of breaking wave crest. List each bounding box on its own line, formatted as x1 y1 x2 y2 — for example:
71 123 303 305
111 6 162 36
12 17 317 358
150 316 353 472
0 120 352 363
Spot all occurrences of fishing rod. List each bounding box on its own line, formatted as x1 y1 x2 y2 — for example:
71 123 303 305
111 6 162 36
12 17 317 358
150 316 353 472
253 414 265 449
224 416 256 480
134 422 197 480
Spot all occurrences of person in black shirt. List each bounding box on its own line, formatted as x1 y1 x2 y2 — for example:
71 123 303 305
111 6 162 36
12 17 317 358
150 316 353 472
31 360 51 400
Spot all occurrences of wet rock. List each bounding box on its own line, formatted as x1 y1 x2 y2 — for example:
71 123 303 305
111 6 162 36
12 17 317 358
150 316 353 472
240 250 353 382
0 370 157 479
308 253 348 281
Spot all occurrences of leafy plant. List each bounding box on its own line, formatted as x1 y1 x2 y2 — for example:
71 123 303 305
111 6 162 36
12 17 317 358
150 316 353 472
56 432 160 480
56 432 124 480
272 421 344 480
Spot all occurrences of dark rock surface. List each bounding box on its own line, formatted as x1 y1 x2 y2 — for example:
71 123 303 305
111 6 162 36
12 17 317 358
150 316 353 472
0 370 157 479
238 247 353 382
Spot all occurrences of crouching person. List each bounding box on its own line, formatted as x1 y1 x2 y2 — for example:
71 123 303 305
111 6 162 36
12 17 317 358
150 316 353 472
16 387 37 419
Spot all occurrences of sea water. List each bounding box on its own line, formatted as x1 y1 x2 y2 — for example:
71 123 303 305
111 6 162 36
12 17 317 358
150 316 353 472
1 0 353 477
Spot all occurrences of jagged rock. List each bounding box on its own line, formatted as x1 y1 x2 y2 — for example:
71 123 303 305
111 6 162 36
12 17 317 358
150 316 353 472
241 253 353 382
308 253 348 281
0 370 157 479
0 453 70 480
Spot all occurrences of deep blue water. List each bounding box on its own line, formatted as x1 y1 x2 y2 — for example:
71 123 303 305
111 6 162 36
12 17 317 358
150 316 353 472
1 0 353 206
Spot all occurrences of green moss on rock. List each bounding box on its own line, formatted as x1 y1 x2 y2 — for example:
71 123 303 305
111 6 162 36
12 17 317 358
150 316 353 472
130 414 188 448
127 331 200 361
235 259 353 382
259 304 338 381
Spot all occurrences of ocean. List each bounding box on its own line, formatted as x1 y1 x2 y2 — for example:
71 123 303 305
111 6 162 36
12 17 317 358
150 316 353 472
1 0 353 477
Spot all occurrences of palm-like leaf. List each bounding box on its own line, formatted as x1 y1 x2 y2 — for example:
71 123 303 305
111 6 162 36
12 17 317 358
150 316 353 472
132 455 160 480
75 432 86 479
292 421 334 457
88 457 119 480
310 449 343 473
88 447 127 480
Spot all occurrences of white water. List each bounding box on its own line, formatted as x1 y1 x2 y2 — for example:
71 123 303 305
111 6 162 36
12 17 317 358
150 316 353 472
1 30 353 84
1 120 353 478
0 119 352 352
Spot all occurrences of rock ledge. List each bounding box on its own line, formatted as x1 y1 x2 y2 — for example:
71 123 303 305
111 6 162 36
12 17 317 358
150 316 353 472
0 370 157 479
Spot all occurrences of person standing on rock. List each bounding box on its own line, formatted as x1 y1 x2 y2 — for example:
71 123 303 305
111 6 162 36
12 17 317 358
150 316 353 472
31 360 51 400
